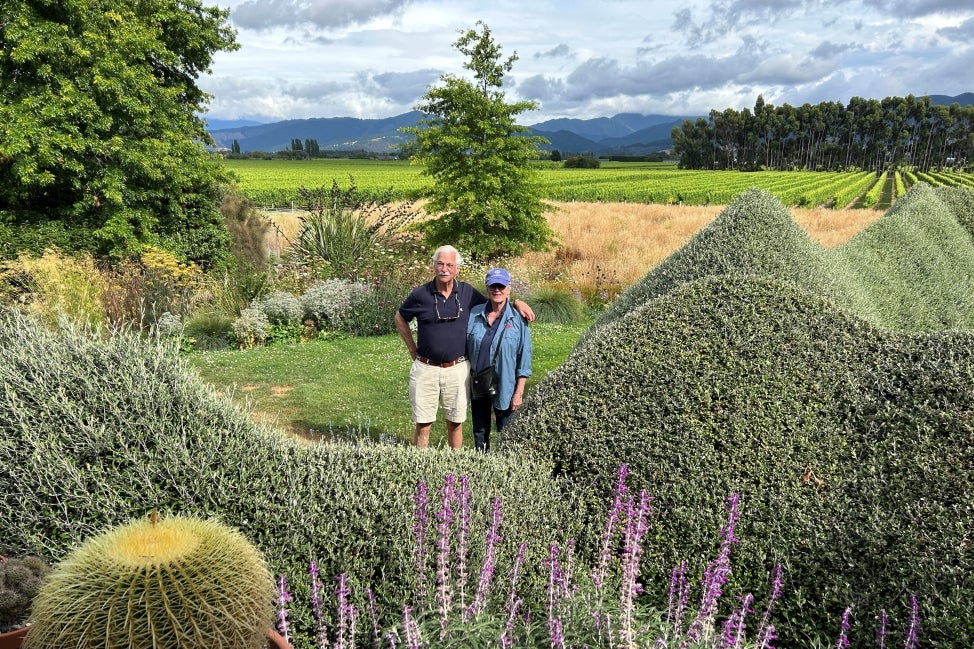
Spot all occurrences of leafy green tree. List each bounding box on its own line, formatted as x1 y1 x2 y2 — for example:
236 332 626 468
402 21 554 260
0 0 239 267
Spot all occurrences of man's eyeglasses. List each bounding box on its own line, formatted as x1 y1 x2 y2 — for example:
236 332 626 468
487 284 508 291
435 292 463 321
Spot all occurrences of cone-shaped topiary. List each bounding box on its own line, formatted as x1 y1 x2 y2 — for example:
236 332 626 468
23 513 275 649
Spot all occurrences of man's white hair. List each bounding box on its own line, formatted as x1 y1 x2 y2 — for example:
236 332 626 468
432 245 463 266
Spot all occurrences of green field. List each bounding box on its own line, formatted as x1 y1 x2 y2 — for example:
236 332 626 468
222 158 974 209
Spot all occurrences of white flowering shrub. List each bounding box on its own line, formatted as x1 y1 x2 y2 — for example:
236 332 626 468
231 306 270 348
300 279 371 330
255 291 304 325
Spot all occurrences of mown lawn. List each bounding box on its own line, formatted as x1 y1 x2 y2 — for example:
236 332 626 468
188 321 588 447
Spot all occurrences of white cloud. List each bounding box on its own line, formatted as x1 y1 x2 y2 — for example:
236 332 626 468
200 0 974 123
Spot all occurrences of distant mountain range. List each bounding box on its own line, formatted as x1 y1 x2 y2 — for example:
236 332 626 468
205 93 974 156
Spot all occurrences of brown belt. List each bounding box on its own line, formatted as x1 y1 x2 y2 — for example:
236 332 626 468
417 355 467 368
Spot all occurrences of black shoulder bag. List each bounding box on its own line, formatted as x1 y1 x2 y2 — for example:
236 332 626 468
470 316 507 400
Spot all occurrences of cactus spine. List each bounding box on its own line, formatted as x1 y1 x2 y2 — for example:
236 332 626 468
24 513 275 649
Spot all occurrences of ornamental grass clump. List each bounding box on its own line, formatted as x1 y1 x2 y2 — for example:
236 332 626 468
24 513 275 649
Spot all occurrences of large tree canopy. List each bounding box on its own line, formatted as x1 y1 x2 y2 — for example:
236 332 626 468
403 21 554 260
0 0 238 267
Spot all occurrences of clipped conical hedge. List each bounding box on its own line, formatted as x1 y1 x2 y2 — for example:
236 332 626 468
587 187 847 338
505 183 974 646
502 273 974 646
834 183 974 329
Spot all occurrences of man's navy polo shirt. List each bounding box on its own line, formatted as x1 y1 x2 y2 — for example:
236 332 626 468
398 280 486 363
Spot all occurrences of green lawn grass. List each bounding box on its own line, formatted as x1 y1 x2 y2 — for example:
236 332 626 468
188 321 588 447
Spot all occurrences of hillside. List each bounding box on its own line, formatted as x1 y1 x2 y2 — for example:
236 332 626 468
206 93 972 156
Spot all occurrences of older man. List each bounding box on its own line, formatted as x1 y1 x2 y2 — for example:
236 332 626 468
394 245 533 448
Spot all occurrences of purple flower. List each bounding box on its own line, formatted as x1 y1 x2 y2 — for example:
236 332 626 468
467 495 503 620
592 464 629 590
456 474 472 611
309 561 328 649
687 493 742 642
505 540 528 614
403 605 422 649
756 564 784 649
904 593 921 649
367 587 381 646
274 574 293 646
435 474 457 634
335 573 357 649
499 597 522 649
619 489 653 647
836 607 852 649
666 561 690 636
720 592 754 649
876 609 888 649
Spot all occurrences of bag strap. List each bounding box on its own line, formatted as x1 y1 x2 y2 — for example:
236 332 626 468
488 306 509 365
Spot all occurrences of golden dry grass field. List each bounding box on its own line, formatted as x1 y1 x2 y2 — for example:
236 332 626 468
265 201 883 292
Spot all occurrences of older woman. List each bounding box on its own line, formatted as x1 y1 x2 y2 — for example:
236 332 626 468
465 267 533 452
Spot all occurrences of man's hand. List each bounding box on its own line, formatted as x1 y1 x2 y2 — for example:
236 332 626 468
513 299 535 323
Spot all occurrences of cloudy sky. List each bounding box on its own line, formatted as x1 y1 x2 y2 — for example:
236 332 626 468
199 0 974 125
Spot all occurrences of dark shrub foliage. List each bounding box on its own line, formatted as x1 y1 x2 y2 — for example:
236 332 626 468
504 275 974 647
504 182 974 647
0 308 583 643
563 155 600 168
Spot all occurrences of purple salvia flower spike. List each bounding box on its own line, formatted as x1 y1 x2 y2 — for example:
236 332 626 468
308 560 328 649
876 609 888 649
592 463 629 590
456 474 471 612
402 605 422 649
274 574 293 646
367 587 381 647
499 597 522 649
335 572 355 649
468 495 503 621
756 564 784 649
687 492 742 643
904 593 921 649
505 540 528 615
435 474 457 637
620 489 653 647
413 481 429 604
720 592 754 649
835 607 852 649
667 560 690 637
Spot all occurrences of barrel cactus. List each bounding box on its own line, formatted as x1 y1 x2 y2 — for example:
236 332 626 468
0 555 51 633
24 513 275 649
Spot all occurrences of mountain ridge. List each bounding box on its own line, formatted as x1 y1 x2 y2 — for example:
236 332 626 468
206 93 974 155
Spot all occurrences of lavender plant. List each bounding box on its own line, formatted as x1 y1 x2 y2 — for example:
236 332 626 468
276 468 923 649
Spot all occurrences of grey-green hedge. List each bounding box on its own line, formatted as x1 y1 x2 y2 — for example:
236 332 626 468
590 184 974 339
0 309 584 647
503 183 974 648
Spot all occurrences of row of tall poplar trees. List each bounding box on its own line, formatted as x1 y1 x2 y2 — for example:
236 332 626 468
672 94 974 173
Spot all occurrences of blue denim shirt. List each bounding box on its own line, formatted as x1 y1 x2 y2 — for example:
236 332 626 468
466 301 533 410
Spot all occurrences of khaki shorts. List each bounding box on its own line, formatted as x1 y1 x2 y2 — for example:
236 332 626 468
409 359 469 424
